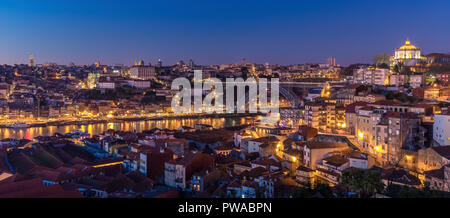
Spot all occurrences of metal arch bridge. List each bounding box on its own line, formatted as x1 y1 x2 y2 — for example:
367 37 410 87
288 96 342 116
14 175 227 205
229 81 331 108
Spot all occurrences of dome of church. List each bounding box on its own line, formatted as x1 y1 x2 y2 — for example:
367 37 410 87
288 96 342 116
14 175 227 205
398 40 420 50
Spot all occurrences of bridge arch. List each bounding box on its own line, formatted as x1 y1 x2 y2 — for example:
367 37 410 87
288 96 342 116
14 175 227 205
225 81 330 110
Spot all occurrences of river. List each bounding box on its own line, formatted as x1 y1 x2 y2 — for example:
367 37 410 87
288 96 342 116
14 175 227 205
0 116 259 140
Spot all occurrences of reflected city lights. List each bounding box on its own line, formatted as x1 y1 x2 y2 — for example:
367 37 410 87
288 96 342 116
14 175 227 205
0 117 257 139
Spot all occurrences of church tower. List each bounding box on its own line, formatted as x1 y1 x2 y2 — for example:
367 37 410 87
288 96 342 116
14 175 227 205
29 53 34 67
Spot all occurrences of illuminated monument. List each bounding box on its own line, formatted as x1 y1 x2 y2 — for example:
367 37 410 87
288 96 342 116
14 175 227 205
390 39 426 67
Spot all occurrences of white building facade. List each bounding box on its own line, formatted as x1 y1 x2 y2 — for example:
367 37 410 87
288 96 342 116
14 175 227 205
434 114 450 146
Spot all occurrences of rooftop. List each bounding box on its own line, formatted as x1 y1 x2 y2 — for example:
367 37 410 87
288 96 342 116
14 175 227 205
345 101 368 113
431 146 450 159
306 141 349 150
323 155 349 167
397 40 420 51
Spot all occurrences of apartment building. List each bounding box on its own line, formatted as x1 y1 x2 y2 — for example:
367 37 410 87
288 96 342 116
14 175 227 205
353 104 425 168
304 100 345 133
433 113 450 146
164 152 214 190
353 67 389 86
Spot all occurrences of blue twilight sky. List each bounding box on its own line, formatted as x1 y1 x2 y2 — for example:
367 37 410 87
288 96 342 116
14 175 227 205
0 0 449 66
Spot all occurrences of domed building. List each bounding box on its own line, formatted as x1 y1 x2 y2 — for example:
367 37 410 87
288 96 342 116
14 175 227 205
390 39 426 68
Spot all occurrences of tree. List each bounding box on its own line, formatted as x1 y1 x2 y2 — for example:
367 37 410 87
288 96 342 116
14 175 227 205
393 62 405 74
314 182 335 198
341 169 384 198
342 64 369 76
361 170 385 197
373 53 390 67
291 182 335 198
396 185 443 198
378 63 390 69
291 185 315 198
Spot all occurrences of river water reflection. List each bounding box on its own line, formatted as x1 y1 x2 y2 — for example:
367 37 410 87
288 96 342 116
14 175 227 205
0 116 258 140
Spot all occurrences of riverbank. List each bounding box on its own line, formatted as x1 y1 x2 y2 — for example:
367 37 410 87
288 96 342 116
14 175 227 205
0 115 259 140
0 112 263 129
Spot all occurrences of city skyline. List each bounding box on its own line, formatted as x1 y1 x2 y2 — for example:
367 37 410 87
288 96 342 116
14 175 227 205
1 0 450 66
1 0 450 201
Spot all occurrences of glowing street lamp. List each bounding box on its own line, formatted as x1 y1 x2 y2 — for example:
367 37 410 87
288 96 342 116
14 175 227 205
405 155 412 161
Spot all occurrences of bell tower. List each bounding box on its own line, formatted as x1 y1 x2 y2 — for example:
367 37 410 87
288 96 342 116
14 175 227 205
29 53 34 67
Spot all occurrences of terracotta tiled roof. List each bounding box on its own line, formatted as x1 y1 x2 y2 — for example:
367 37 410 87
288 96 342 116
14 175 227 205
251 136 280 143
323 155 349 167
359 106 375 111
154 189 179 198
425 53 450 58
298 125 319 140
371 100 403 106
105 174 135 193
424 168 445 180
345 102 368 113
383 111 418 119
235 161 251 168
381 168 421 186
306 141 348 149
296 165 313 172
214 145 233 151
0 178 44 195
248 167 269 178
252 159 279 167
431 146 450 159
0 184 83 198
